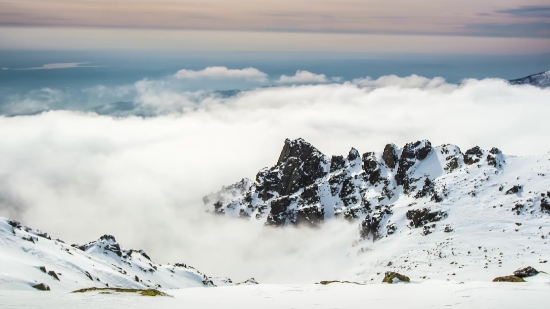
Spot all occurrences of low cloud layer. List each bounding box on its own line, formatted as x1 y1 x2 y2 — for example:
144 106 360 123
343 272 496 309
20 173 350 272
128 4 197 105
174 66 268 82
0 76 549 283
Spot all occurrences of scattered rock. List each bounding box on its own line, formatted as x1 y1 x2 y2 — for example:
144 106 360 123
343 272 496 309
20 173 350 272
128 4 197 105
492 276 526 283
48 271 60 281
382 272 410 284
463 146 483 165
513 266 539 278
406 208 447 228
505 185 522 195
39 266 47 273
32 283 50 291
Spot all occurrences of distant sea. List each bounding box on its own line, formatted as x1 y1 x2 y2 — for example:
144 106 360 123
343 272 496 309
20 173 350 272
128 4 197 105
0 50 549 112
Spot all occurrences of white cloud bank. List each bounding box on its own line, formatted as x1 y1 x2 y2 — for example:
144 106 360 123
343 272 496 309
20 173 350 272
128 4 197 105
0 76 549 284
174 66 268 82
277 70 328 84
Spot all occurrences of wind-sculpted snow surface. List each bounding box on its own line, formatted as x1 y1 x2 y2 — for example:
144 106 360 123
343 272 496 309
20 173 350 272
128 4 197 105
0 218 255 291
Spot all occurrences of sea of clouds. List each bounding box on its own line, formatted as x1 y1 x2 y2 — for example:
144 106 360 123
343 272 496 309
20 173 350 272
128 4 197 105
0 68 549 283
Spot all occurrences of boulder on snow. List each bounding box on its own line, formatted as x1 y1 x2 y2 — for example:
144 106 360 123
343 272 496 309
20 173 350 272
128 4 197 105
492 276 526 283
48 270 60 281
38 266 47 273
505 185 522 195
513 266 539 278
32 283 51 291
382 272 410 284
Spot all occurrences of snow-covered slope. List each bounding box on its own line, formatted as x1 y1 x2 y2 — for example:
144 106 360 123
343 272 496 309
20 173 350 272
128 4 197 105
509 70 550 87
206 138 550 282
0 218 256 291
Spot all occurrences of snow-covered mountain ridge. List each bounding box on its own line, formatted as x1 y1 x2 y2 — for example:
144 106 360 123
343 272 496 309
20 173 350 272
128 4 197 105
0 218 256 291
509 70 550 87
205 138 550 282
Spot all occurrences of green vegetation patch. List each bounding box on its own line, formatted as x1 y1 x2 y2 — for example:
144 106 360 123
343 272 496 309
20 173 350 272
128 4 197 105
382 272 410 284
72 287 170 297
317 280 365 285
492 276 526 283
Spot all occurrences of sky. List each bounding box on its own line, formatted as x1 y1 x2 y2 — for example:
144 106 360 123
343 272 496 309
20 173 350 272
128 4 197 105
1 0 550 53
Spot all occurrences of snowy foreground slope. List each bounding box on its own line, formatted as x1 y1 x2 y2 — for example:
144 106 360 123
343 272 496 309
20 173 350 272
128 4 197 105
0 218 255 291
207 138 550 282
2 282 550 309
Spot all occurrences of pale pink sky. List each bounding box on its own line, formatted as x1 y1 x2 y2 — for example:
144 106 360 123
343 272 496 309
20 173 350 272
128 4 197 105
0 0 549 52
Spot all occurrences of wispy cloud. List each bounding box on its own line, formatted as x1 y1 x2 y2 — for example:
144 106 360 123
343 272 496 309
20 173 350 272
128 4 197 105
277 70 328 84
174 67 268 82
14 62 97 71
496 6 550 18
463 22 550 38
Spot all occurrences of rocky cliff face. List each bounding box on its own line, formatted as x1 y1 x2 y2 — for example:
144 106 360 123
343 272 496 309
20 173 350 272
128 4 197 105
204 138 549 243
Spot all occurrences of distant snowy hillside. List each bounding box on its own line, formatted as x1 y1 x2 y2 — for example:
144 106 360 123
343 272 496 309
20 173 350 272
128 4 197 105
0 218 256 291
206 138 550 282
509 70 550 87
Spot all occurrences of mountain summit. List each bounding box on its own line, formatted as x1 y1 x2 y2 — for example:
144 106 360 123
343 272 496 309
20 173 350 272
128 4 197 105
509 70 550 87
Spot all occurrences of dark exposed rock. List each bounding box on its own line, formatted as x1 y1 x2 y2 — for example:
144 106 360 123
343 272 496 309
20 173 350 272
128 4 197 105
541 198 550 213
347 148 360 162
382 272 410 283
406 208 447 228
362 152 383 185
505 185 522 195
444 225 454 233
266 196 296 226
296 205 324 227
39 266 47 273
85 271 93 281
493 276 525 282
395 140 432 186
330 155 345 172
360 206 393 241
32 283 50 291
48 270 60 281
513 266 539 278
382 144 399 169
464 146 483 165
512 203 524 215
415 178 435 199
8 220 21 229
421 224 436 236
487 147 504 168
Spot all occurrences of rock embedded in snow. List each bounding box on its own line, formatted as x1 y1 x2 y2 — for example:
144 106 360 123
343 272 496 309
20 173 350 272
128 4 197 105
32 283 50 291
513 266 539 278
382 272 410 284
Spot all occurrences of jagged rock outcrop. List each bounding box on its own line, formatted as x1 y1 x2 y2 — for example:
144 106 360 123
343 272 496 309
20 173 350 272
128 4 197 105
1 217 242 291
204 137 548 243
